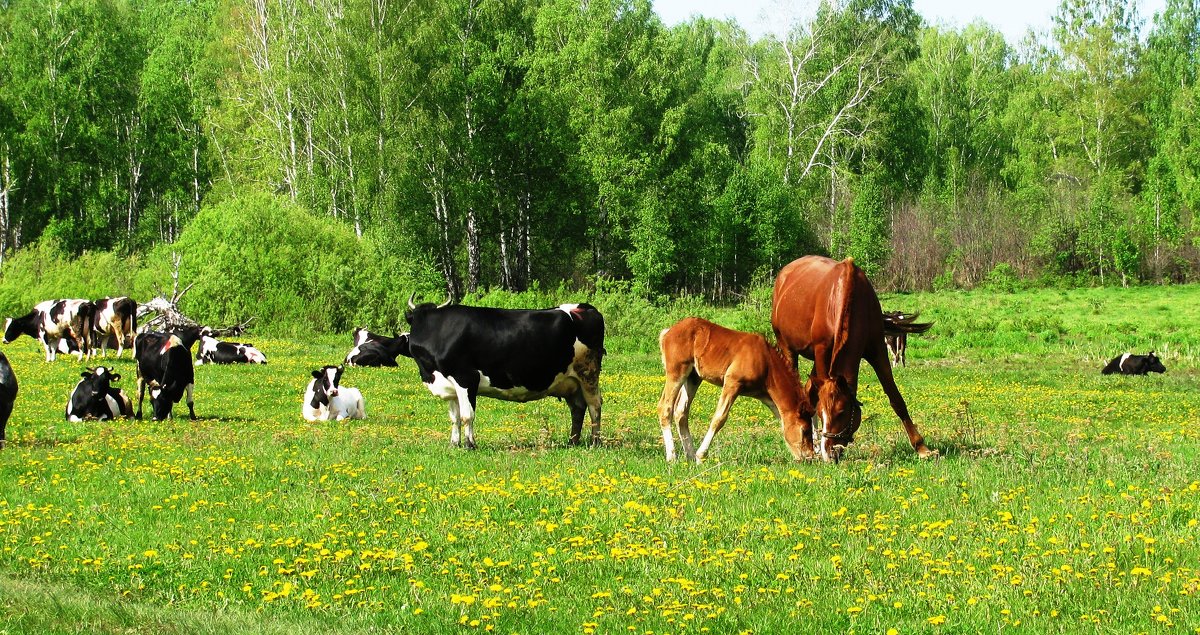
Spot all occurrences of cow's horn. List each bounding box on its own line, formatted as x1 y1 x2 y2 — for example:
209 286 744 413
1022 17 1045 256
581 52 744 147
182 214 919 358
407 292 417 310
437 297 452 309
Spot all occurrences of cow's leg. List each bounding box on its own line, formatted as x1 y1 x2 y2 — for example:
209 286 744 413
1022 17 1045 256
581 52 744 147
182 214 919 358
460 391 478 450
583 385 602 447
40 334 54 362
185 383 196 420
446 399 462 447
567 392 587 447
867 346 934 458
134 377 146 420
693 380 739 463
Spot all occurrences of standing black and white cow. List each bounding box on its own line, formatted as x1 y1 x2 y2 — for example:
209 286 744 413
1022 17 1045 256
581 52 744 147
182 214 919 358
91 297 137 358
345 329 409 367
0 351 17 449
3 299 95 362
195 334 267 365
66 367 132 421
134 327 201 420
404 295 605 448
1101 351 1167 375
302 365 366 421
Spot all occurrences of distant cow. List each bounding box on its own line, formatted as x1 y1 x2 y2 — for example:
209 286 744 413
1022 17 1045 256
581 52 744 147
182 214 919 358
881 311 933 368
3 299 96 362
92 297 137 358
303 365 366 421
404 295 605 448
1101 352 1166 376
66 367 132 422
195 335 267 365
134 327 201 420
345 330 409 367
0 351 17 449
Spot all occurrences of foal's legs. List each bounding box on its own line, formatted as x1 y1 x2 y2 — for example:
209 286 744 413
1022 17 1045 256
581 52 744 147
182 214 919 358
657 370 698 461
674 375 700 461
693 380 740 462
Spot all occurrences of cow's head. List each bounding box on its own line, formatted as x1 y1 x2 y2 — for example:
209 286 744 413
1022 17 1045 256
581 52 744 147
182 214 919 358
815 376 862 463
2 312 35 343
1146 352 1167 374
78 367 120 405
405 293 452 324
309 365 344 409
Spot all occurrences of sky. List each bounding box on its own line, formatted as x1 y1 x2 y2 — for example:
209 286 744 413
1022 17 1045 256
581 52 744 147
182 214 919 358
652 0 1169 44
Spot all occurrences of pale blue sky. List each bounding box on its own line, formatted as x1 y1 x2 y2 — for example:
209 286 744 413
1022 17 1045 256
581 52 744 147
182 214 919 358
652 0 1168 44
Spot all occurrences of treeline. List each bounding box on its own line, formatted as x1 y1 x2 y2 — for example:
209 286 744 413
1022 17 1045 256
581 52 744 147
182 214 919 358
1 0 1198 299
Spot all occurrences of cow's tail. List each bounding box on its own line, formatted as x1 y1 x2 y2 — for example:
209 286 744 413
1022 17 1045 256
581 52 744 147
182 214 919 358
882 311 933 336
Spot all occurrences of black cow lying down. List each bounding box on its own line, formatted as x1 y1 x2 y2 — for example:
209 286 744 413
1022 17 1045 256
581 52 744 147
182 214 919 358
195 334 267 365
345 328 410 367
1101 352 1166 375
405 295 605 448
66 367 133 421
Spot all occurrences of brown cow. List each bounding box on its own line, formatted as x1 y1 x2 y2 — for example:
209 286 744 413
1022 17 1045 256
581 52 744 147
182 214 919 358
771 256 935 462
658 317 812 463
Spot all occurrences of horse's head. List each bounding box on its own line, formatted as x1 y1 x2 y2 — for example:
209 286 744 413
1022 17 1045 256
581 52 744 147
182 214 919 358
816 377 862 463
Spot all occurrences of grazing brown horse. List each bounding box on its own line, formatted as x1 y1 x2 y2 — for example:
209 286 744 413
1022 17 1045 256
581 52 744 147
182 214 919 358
658 317 812 463
771 256 935 462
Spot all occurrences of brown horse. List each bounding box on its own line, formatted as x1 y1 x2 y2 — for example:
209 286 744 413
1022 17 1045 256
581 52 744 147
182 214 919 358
771 256 935 462
658 317 812 463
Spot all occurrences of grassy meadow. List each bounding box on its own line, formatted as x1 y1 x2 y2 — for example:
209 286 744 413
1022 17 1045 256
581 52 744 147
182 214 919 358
1 285 1199 634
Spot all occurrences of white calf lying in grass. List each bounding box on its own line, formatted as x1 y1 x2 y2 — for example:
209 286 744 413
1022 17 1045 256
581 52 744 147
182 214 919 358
303 365 366 421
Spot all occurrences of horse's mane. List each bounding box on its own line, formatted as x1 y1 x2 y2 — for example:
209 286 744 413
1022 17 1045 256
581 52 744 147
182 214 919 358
830 258 857 370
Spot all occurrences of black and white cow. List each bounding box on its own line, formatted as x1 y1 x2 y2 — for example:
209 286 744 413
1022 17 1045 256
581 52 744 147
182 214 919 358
302 365 365 421
404 296 605 448
65 367 132 421
3 299 95 362
1101 351 1167 376
345 330 409 367
195 335 267 365
0 351 17 449
92 297 137 358
134 327 201 420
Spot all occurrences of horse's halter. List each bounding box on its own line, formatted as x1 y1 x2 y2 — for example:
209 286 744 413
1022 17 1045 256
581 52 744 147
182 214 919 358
817 399 862 444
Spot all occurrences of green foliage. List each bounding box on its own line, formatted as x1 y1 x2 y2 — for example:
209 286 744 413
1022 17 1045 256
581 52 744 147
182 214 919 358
160 192 437 334
845 174 891 278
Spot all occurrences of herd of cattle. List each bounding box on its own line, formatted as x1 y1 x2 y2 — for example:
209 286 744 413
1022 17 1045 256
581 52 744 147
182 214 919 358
0 255 1173 460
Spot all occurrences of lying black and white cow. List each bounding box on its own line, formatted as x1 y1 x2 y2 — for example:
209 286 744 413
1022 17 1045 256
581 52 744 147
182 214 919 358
1101 351 1167 375
404 295 605 448
302 365 365 421
91 297 137 358
3 299 95 361
195 335 267 365
134 327 201 420
344 328 409 367
65 367 133 421
0 351 17 449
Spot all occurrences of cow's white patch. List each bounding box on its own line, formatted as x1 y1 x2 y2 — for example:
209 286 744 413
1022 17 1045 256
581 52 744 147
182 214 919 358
557 303 580 315
344 344 363 364
425 371 462 399
243 346 267 364
1118 353 1132 373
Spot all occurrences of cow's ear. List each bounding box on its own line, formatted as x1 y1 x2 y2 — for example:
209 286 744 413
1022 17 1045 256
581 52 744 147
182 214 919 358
111 373 121 381
312 370 323 379
80 371 90 379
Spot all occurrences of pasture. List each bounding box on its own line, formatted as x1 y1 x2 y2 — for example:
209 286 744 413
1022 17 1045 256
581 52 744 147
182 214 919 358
1 285 1199 634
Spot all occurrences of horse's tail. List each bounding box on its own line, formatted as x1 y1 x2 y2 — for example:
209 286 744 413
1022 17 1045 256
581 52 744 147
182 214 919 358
883 311 933 335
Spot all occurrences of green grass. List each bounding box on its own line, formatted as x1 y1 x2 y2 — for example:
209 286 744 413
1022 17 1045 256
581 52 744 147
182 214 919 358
1 285 1199 634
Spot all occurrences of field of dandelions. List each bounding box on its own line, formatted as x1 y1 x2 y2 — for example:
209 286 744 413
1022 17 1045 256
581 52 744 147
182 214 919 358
1 285 1198 634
